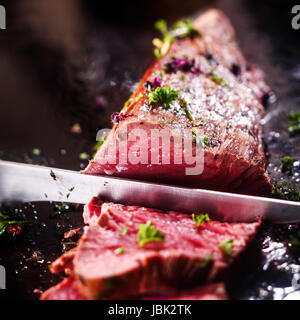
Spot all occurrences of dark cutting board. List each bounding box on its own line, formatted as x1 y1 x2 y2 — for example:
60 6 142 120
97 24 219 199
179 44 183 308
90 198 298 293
0 0 300 300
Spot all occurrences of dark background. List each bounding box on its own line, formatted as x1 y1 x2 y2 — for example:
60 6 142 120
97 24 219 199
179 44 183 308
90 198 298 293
0 0 300 300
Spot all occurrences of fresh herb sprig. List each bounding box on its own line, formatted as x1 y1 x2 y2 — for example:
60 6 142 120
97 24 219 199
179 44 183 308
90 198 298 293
195 252 213 268
93 132 107 157
192 131 211 148
118 226 128 236
51 202 67 218
210 72 228 87
114 246 125 255
272 181 300 201
62 241 77 253
181 99 193 121
79 153 90 161
147 85 194 121
281 156 294 173
153 18 202 58
137 221 165 247
192 213 210 227
148 86 179 110
290 231 300 247
155 18 201 42
219 238 234 256
288 112 300 135
0 207 27 236
93 138 105 152
154 19 168 37
192 117 206 127
32 148 41 156
172 19 202 39
66 187 75 199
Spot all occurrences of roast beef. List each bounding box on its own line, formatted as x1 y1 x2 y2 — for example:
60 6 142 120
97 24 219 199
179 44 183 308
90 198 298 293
41 276 87 300
41 9 266 300
82 9 271 196
41 276 227 300
45 197 259 299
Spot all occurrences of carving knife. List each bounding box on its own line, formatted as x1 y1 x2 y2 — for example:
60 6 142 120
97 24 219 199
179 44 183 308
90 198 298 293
0 160 299 223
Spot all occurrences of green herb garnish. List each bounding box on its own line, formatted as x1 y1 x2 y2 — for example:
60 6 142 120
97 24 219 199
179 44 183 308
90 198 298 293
124 97 133 109
62 241 77 253
203 137 210 147
114 246 125 255
154 19 168 35
148 86 179 110
93 133 107 157
192 117 206 127
0 207 27 236
194 252 213 268
137 221 165 247
51 202 67 218
288 112 300 134
182 99 193 121
66 187 75 199
210 72 228 87
281 156 294 172
272 181 300 201
290 233 300 247
192 132 211 148
152 70 164 78
32 148 41 156
153 18 202 58
94 138 104 151
79 152 89 160
199 119 206 125
135 95 142 102
136 93 143 102
118 226 128 236
192 131 201 148
154 48 162 59
192 213 211 227
172 18 202 39
219 238 234 256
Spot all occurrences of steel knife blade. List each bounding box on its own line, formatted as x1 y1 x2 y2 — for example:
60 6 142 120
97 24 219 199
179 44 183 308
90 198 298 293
0 160 299 223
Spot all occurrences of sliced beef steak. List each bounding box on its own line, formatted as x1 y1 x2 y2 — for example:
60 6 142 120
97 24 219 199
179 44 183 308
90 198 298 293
69 199 259 299
41 276 87 301
49 248 77 275
41 276 227 300
83 9 271 196
83 196 103 225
